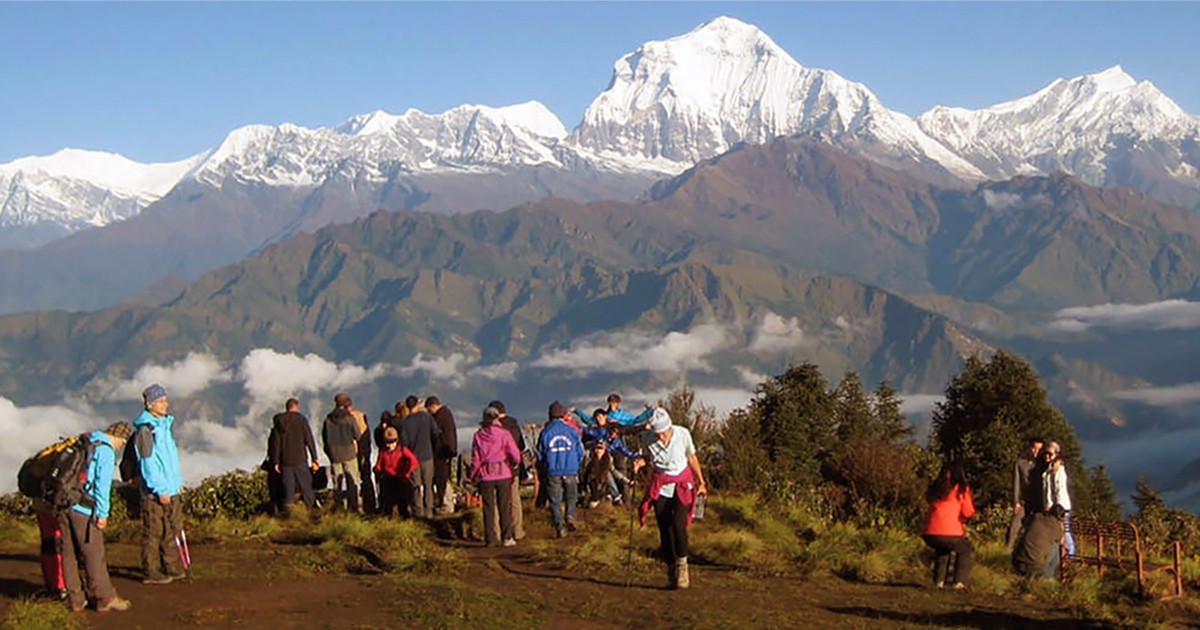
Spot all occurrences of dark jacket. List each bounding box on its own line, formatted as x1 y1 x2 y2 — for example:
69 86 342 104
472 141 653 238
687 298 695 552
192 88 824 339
271 411 318 467
499 416 526 452
1013 512 1062 576
401 410 439 462
433 406 458 458
1015 456 1041 512
323 408 359 463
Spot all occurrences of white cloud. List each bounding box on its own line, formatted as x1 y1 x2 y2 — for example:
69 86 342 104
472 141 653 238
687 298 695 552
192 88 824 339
238 349 393 419
467 362 519 382
89 352 232 401
621 385 753 420
736 366 767 389
982 190 1048 212
1112 383 1200 407
1048 300 1200 333
396 352 471 384
0 397 95 492
531 323 732 375
899 394 944 415
748 313 808 356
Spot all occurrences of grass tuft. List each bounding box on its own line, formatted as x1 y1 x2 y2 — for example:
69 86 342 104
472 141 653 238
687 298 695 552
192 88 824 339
1 597 82 630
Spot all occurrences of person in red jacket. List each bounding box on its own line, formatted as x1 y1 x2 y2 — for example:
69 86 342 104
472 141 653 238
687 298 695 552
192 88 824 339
921 463 976 589
374 427 419 518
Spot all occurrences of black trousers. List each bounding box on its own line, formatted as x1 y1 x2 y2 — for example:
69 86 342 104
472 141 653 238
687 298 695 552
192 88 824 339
922 534 974 585
378 476 414 518
280 464 317 509
433 455 453 509
654 495 689 563
479 479 513 545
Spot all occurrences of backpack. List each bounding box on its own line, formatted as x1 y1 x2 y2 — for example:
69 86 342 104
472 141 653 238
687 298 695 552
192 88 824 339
119 425 153 483
17 433 99 511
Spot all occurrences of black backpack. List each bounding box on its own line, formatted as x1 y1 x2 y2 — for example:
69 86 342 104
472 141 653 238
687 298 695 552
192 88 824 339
119 425 153 483
17 433 100 511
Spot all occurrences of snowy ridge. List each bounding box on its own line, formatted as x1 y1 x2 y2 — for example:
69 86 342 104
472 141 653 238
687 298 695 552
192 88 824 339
0 149 202 230
570 16 985 179
918 66 1200 183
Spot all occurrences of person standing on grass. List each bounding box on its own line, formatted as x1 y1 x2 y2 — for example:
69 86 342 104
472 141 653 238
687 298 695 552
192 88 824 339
401 395 440 518
920 463 976 589
427 396 458 515
490 400 528 541
58 422 135 613
537 401 585 538
375 427 419 518
323 400 362 513
133 384 187 586
1007 437 1044 551
634 407 707 590
471 406 522 547
270 398 321 514
1041 441 1073 578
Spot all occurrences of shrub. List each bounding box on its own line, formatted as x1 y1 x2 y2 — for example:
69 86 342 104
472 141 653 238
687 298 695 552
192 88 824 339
181 469 271 520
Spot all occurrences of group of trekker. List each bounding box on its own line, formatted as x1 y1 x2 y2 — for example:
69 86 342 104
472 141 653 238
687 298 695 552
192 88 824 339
919 437 1074 589
31 384 188 614
264 391 707 590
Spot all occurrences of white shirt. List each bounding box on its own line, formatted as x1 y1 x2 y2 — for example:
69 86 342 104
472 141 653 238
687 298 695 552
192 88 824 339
642 426 695 498
1043 464 1072 512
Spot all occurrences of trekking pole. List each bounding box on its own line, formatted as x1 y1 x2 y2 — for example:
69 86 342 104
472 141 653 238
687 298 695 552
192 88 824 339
624 480 637 588
176 528 193 581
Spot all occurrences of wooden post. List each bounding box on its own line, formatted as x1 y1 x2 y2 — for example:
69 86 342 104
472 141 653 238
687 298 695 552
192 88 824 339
1131 522 1146 597
1174 541 1183 597
1097 531 1105 577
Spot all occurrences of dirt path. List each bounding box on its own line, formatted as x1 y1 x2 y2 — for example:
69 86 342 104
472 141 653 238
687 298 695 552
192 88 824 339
0 523 1176 629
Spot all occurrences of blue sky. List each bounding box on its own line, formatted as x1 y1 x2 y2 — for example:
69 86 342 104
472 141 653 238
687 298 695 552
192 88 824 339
1 2 1197 164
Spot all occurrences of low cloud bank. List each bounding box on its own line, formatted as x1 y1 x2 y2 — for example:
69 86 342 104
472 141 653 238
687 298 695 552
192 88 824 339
899 394 944 416
1048 300 1200 333
89 352 231 401
531 323 732 375
1112 382 1200 407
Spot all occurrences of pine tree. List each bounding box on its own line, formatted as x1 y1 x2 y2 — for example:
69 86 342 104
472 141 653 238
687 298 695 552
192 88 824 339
872 380 914 443
751 362 835 487
833 371 874 443
1085 465 1122 521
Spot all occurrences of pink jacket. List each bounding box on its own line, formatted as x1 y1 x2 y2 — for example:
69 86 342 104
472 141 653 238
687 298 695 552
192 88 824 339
470 424 521 483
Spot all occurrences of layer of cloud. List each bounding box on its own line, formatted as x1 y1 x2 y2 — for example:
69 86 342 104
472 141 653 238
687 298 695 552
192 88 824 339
1112 383 1200 407
1048 300 1200 333
89 352 231 401
531 323 732 375
748 313 808 356
0 397 95 492
467 362 519 383
899 394 944 415
982 190 1048 212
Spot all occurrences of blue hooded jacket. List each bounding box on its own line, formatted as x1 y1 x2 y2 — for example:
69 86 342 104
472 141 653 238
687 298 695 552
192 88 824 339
536 419 584 477
607 406 654 427
73 431 116 520
134 409 184 497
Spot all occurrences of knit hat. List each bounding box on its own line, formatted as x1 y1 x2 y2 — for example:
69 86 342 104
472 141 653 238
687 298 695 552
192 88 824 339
383 426 399 441
106 421 135 441
548 400 567 420
142 384 167 404
649 407 672 434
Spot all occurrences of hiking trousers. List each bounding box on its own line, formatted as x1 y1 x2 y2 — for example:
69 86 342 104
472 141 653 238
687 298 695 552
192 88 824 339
329 459 361 512
487 476 525 540
142 495 184 580
411 458 435 518
922 534 973 586
434 455 454 511
36 510 64 591
280 464 317 509
58 510 117 608
547 475 578 531
654 495 690 563
378 476 413 518
479 479 514 545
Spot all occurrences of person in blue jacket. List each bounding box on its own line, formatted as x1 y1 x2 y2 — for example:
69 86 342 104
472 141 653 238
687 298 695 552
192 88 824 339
604 393 655 427
133 383 187 585
537 401 584 538
573 408 641 505
58 422 134 613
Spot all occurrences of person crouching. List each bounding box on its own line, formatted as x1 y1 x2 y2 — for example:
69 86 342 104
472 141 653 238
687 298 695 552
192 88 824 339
374 427 419 518
634 408 708 590
471 406 522 547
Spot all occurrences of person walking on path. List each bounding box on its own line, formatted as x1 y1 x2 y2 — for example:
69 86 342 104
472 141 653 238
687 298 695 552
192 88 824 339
537 401 584 538
374 427 419 518
133 384 187 586
323 397 362 513
401 396 440 518
490 400 528 540
1007 437 1044 551
427 396 458 514
920 463 976 589
58 422 135 613
634 408 707 590
471 406 522 546
270 398 321 513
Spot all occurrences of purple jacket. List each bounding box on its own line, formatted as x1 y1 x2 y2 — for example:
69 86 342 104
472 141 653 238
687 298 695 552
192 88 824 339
470 424 521 483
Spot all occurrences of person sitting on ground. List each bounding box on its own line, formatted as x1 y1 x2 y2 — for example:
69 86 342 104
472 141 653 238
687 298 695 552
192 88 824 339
59 422 135 613
471 406 522 547
920 463 976 590
584 440 614 508
575 408 641 504
634 408 707 590
375 427 419 519
537 401 585 538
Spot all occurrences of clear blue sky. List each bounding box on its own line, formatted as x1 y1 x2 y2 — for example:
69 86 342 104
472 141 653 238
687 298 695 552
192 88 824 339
1 2 1197 164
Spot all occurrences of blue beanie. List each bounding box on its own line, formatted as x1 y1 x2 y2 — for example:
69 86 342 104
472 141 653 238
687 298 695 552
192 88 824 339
142 384 168 403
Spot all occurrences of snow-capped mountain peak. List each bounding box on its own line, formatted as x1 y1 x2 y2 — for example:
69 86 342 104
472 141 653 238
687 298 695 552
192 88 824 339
569 16 983 179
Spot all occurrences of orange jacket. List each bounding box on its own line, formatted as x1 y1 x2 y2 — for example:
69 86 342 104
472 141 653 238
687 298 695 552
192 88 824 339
922 484 975 537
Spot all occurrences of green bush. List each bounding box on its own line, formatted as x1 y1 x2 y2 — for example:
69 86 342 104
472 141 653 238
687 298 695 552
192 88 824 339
181 469 271 520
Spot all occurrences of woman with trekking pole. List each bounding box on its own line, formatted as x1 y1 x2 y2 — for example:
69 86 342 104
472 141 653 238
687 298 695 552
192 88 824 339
633 408 707 590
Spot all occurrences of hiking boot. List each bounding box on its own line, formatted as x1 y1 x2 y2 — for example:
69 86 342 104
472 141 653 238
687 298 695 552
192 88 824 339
934 580 945 589
555 527 566 539
97 597 132 613
587 500 600 509
667 562 678 589
565 517 578 532
142 574 174 585
502 538 517 547
676 557 690 589
952 582 967 590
